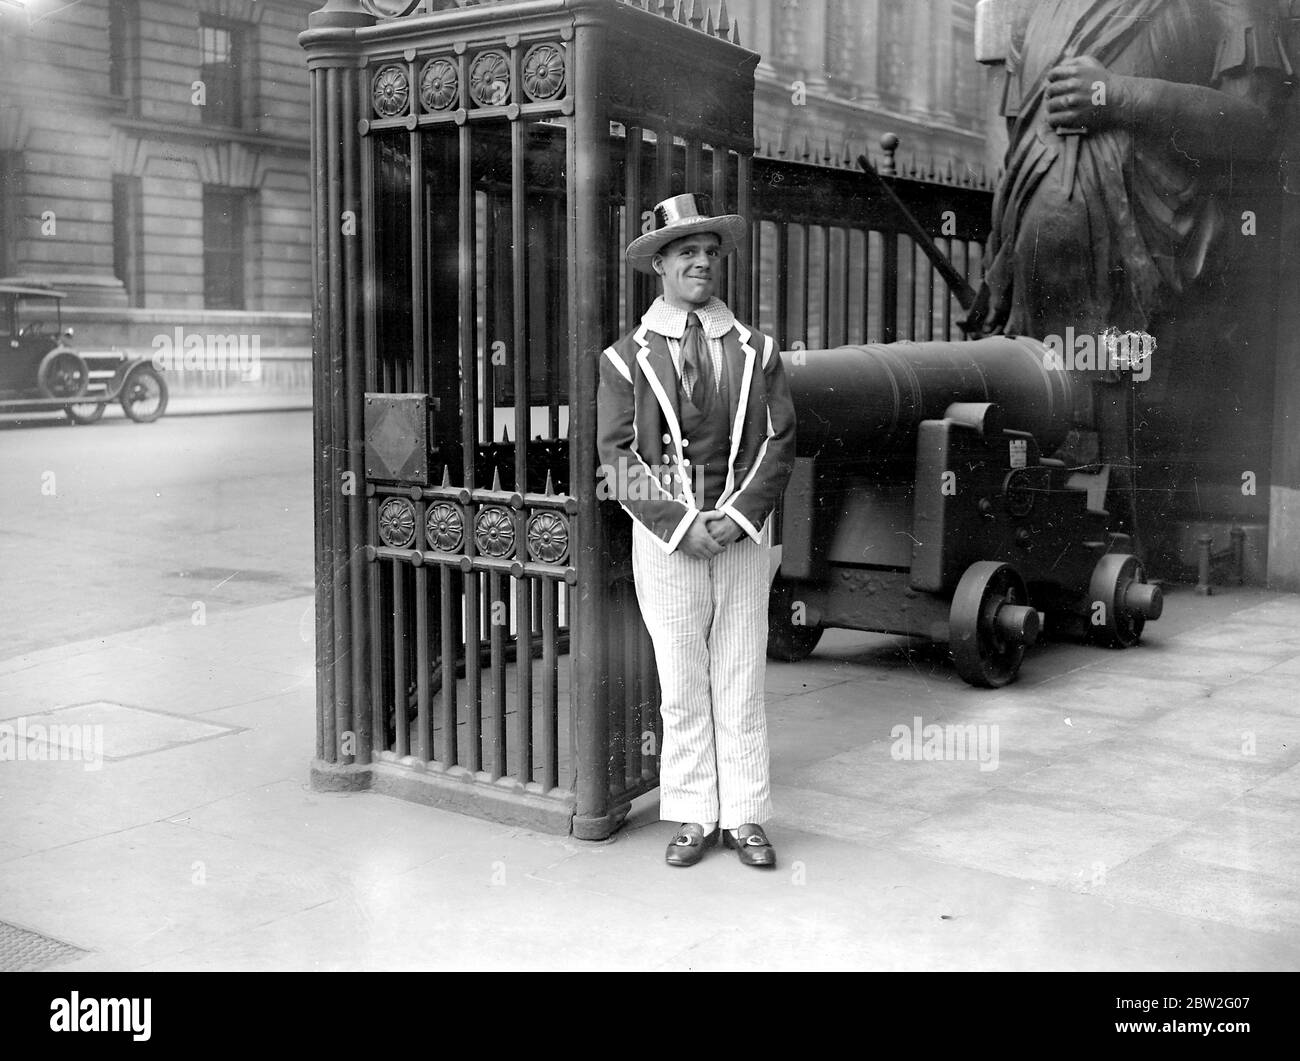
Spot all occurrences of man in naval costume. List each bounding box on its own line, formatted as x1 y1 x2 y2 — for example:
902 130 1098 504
596 194 797 868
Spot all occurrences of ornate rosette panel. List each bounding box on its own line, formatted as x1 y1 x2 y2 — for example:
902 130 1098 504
372 64 411 118
378 498 417 548
419 57 459 112
468 50 511 107
425 502 465 552
474 506 516 558
526 510 570 564
521 43 566 101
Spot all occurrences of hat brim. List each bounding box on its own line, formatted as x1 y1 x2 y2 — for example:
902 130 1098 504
625 215 748 275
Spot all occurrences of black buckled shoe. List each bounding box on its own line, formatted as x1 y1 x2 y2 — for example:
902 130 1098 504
722 824 776 868
665 823 718 867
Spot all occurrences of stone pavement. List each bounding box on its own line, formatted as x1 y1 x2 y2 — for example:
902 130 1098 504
1 583 1298 971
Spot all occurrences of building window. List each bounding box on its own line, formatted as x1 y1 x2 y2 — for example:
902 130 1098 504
199 18 245 128
108 0 138 99
112 175 144 306
952 24 982 123
770 0 803 69
203 187 248 309
877 2 908 101
824 0 855 86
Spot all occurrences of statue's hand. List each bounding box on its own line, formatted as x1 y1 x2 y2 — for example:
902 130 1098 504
1045 55 1129 132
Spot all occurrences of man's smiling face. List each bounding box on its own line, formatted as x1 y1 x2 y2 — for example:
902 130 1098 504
653 232 721 309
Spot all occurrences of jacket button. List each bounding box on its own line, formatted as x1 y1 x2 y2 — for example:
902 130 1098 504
681 439 689 448
662 433 672 445
681 459 691 467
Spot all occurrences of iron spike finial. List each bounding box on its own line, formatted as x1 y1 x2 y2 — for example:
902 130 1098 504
544 469 555 496
501 424 510 443
441 465 451 488
731 17 740 45
690 0 705 28
705 7 715 35
801 135 811 160
718 0 730 31
491 466 502 492
677 1 688 25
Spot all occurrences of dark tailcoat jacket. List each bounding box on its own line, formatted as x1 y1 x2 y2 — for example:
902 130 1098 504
596 297 797 553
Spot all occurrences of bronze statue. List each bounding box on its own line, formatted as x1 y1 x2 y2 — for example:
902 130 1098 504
980 0 1292 341
970 0 1293 554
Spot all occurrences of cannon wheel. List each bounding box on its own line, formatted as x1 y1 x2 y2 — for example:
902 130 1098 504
949 561 1032 688
65 401 106 425
767 574 824 662
121 366 168 423
37 349 89 400
1087 553 1151 649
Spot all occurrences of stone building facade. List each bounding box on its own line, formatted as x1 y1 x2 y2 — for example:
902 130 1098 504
732 0 999 178
0 0 316 379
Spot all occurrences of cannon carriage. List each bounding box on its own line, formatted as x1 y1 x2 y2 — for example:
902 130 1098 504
769 335 1164 687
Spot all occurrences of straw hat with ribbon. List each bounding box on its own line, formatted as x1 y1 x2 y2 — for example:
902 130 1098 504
625 193 748 275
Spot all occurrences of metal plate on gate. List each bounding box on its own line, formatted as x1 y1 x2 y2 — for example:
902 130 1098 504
365 393 428 485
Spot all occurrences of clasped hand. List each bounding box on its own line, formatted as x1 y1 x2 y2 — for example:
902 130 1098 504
1045 55 1129 133
678 511 743 559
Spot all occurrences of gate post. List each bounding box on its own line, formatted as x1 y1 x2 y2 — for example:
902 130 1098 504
304 0 377 790
569 5 615 840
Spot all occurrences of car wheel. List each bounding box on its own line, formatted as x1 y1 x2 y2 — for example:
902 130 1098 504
37 350 89 399
121 366 169 423
65 402 106 425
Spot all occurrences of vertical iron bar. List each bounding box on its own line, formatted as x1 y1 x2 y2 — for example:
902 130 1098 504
941 238 952 339
410 125 425 394
459 70 477 490
516 572 534 783
540 576 558 790
439 565 457 765
512 111 528 495
465 565 482 772
489 571 507 779
736 152 753 321
392 561 408 758
685 136 702 194
775 222 789 349
656 124 673 200
415 556 431 761
711 143 729 306
624 126 642 334
816 226 826 345
881 229 899 343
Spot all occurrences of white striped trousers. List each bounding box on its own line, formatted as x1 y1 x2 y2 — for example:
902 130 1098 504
631 520 773 829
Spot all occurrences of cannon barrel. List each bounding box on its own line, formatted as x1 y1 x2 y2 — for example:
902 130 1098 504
781 336 1074 459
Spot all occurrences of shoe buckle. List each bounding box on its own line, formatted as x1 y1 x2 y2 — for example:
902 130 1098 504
673 833 695 846
743 833 767 846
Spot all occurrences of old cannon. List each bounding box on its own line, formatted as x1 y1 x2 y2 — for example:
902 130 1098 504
770 335 1163 687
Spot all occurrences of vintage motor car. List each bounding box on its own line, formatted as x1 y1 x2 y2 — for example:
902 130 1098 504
0 278 168 424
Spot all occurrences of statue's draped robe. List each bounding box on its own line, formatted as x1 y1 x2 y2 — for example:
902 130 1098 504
984 0 1291 338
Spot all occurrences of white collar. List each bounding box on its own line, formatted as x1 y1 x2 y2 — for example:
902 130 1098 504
641 296 735 340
